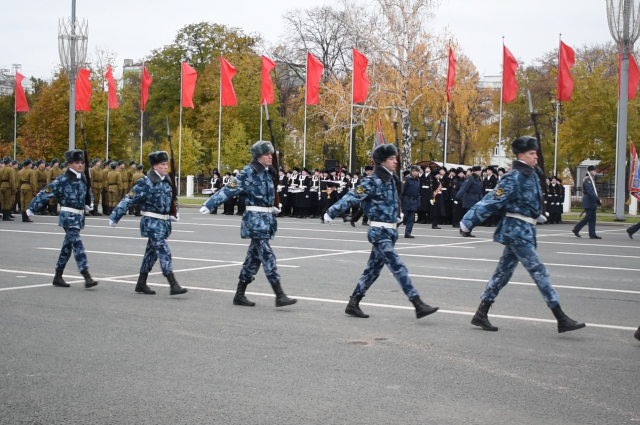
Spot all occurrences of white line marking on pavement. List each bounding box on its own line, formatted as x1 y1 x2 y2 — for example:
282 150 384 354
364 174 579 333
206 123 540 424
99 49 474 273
0 268 80 278
0 284 51 292
538 240 640 249
556 251 640 259
408 274 640 295
35 222 194 233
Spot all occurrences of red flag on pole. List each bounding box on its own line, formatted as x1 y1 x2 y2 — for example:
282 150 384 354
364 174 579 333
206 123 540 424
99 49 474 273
75 68 92 111
220 57 237 107
352 48 369 103
446 47 456 102
306 53 324 105
15 72 29 112
105 65 118 109
557 41 575 102
261 56 276 105
181 62 198 109
141 66 152 111
502 45 519 103
619 53 640 100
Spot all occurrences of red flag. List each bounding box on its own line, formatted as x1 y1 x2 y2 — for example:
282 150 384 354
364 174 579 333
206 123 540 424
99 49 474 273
306 52 324 105
141 66 152 112
75 68 92 111
261 56 276 105
105 65 118 109
446 47 456 102
15 72 29 112
220 57 237 107
502 45 519 103
619 53 640 100
181 62 198 109
557 41 575 102
352 48 369 103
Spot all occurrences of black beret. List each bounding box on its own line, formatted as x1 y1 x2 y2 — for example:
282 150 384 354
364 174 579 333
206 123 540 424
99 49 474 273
303 167 310 174
486 166 495 172
11 160 18 166
372 144 398 165
136 164 144 171
64 150 84 163
110 162 117 169
498 167 506 173
148 151 169 166
364 165 373 171
129 160 136 166
457 167 464 174
511 136 538 155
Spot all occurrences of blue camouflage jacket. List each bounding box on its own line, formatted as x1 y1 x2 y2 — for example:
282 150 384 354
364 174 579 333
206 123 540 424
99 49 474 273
203 159 278 239
29 169 92 230
461 161 542 248
110 170 176 239
328 165 400 244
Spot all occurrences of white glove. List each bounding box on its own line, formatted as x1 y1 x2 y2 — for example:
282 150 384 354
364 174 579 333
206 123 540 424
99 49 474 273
26 209 34 217
430 199 435 205
460 222 470 233
278 203 282 209
536 214 547 224
84 203 94 213
109 219 117 228
323 213 333 224
397 213 404 224
272 206 281 214
200 205 210 215
454 200 458 204
169 213 179 222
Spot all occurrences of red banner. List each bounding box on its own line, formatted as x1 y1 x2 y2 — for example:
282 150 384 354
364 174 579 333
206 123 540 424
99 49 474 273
619 53 640 100
220 57 237 107
75 68 92 111
352 48 369 103
629 142 640 202
446 47 456 102
306 52 323 105
15 72 29 112
141 66 152 112
557 41 575 102
502 45 519 103
105 65 118 109
181 62 198 109
261 56 276 105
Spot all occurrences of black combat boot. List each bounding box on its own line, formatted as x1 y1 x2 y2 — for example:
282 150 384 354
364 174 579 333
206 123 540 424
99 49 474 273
270 281 297 307
166 272 187 295
345 295 369 318
471 300 498 331
51 204 59 216
233 281 256 306
135 272 155 295
3 210 14 221
551 306 586 333
93 207 102 217
52 269 70 287
409 295 439 319
635 327 640 341
81 269 98 288
21 211 32 223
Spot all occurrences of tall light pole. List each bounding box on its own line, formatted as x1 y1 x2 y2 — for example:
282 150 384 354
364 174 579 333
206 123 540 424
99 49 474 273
607 0 640 221
58 0 88 150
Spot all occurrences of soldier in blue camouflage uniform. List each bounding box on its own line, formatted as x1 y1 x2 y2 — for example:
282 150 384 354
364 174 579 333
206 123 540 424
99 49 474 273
108 151 187 296
200 141 297 308
461 137 585 333
27 150 98 289
323 144 439 320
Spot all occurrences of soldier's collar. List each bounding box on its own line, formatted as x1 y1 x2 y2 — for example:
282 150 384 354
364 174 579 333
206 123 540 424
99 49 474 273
249 159 266 173
511 160 534 176
147 169 164 183
373 165 393 183
65 168 82 181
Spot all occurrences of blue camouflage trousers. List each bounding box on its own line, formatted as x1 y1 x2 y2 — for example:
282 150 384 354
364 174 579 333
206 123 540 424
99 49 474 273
56 228 88 272
140 235 173 275
352 240 419 299
481 244 560 308
239 238 281 285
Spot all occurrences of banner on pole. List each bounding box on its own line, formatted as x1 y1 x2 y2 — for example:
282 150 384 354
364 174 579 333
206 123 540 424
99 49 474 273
105 65 119 109
306 52 324 105
502 45 518 103
557 41 575 102
261 56 276 105
446 47 456 103
141 66 152 111
15 72 29 112
181 62 198 109
373 119 387 149
221 57 237 106
75 68 92 111
352 48 369 103
629 142 640 202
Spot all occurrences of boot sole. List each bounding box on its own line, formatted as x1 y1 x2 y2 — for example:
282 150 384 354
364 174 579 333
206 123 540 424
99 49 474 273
471 318 499 331
135 289 156 295
345 307 369 318
416 307 438 319
233 299 256 306
52 283 70 288
170 289 188 295
558 323 586 333
275 299 297 307
85 282 98 288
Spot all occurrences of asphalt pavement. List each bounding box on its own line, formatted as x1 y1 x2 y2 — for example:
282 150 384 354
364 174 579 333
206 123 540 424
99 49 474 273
1 211 639 424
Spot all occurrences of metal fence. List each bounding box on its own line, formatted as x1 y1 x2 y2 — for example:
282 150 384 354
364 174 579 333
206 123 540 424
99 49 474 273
571 180 617 209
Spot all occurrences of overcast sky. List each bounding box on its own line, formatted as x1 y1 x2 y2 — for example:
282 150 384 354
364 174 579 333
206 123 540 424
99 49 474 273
0 0 614 81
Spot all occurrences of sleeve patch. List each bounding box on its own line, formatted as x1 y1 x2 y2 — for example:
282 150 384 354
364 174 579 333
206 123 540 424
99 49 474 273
494 187 504 198
128 190 136 198
229 180 238 189
45 187 52 193
356 186 365 195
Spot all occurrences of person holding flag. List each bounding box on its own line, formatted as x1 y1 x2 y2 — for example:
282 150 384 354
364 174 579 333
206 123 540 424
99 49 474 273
572 165 601 239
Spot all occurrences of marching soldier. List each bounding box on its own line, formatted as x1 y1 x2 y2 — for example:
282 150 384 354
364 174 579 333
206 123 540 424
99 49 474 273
572 165 601 239
11 160 19 215
18 158 36 222
27 149 98 289
107 161 122 215
323 144 439 320
109 151 187 296
200 141 297 308
90 158 103 216
0 156 16 221
401 165 420 238
35 160 48 215
126 160 137 215
101 160 111 215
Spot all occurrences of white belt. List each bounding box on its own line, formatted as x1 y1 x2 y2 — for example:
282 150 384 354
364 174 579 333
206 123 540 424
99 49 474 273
369 221 396 229
142 211 169 220
246 206 272 213
60 206 84 215
421 186 430 188
505 212 536 225
441 188 447 191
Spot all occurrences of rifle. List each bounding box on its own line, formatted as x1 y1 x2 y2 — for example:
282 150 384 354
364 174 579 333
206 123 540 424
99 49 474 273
392 112 403 224
166 117 179 218
79 113 92 208
527 89 548 216
263 103 281 207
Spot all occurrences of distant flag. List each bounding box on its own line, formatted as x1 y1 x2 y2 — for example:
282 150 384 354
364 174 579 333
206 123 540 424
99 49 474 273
181 62 198 109
75 68 92 111
373 119 387 149
141 66 152 111
15 72 29 112
619 52 640 100
446 47 456 102
352 48 369 103
220 57 237 106
629 142 640 202
105 65 118 109
306 52 324 105
261 56 277 105
557 41 575 102
502 45 519 103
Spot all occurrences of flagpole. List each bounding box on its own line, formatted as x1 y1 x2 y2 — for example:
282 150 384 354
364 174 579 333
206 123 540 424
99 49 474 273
443 102 449 165
498 37 504 168
260 103 263 141
106 101 110 160
217 59 222 172
554 34 562 178
615 99 620 213
349 48 355 172
140 62 144 164
178 62 183 197
303 50 309 169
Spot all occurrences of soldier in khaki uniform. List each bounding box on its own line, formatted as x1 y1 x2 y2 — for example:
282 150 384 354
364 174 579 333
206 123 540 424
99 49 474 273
47 159 63 216
11 160 20 214
90 158 103 216
0 156 16 221
18 158 36 222
127 160 137 215
107 161 123 214
35 160 48 215
101 160 112 215
131 164 145 216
